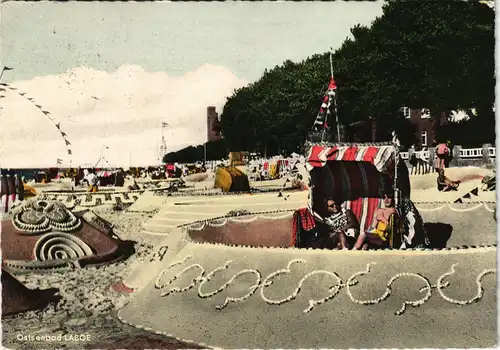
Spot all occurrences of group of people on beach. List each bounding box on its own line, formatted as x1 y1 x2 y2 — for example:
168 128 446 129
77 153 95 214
313 190 398 250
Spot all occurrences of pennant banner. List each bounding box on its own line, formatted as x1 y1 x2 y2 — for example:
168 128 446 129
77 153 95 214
3 84 74 165
309 76 338 141
455 187 481 203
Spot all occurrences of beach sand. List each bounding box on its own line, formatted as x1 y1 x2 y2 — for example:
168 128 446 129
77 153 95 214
2 166 495 349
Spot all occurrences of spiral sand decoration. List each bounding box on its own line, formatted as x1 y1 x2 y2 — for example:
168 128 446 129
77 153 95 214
33 232 93 262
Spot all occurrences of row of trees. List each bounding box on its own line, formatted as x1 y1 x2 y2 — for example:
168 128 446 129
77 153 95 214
218 0 495 153
163 140 227 164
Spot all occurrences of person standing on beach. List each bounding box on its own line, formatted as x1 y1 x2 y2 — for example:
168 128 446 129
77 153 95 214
85 169 99 192
435 141 450 170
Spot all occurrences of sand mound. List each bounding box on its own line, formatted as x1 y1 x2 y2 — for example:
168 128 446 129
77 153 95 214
410 167 490 191
183 173 209 183
186 203 495 249
89 334 203 349
141 191 308 233
118 242 496 349
1 202 134 271
126 191 164 212
188 215 293 248
2 269 61 316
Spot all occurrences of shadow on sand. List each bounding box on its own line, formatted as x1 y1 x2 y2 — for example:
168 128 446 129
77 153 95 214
424 222 453 249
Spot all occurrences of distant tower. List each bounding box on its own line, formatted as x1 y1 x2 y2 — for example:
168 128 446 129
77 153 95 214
207 106 222 142
159 122 168 163
159 137 167 162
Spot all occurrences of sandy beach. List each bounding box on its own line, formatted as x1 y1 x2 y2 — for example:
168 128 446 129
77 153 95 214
1 166 496 349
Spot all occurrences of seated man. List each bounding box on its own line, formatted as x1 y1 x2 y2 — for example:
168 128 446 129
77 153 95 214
354 191 397 250
437 168 460 192
322 197 360 250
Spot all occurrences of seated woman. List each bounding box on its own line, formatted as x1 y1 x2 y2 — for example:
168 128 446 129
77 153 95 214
437 168 460 192
321 197 360 250
354 192 397 250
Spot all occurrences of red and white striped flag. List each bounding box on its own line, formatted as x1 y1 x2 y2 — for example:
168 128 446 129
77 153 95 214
311 76 337 133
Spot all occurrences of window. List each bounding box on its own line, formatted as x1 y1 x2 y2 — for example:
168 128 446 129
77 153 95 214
421 108 431 119
401 107 410 118
421 131 428 147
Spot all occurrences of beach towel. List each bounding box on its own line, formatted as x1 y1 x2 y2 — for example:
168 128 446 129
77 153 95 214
399 197 430 249
292 208 316 247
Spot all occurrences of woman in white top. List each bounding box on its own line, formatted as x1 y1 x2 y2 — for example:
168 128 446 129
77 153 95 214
323 198 359 249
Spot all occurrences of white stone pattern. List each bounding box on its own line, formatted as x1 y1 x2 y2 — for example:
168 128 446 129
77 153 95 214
414 202 495 213
152 186 288 197
153 256 495 316
185 202 495 232
39 191 143 208
12 200 81 234
33 231 93 261
186 212 294 231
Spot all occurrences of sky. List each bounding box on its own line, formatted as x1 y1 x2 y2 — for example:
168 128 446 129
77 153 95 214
0 1 384 168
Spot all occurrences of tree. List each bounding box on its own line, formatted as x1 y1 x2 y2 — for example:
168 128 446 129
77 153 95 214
163 139 227 163
219 0 494 154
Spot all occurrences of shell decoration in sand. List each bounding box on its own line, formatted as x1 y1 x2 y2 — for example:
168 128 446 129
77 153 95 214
12 199 81 234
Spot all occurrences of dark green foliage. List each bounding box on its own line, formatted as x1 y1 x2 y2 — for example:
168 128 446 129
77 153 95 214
219 1 494 154
163 139 228 163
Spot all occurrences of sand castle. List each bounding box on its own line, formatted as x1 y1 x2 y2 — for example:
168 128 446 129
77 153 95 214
2 199 134 272
1 159 495 348
1 142 495 349
110 144 496 349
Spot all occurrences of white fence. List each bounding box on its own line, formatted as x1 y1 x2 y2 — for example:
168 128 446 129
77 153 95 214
400 147 496 161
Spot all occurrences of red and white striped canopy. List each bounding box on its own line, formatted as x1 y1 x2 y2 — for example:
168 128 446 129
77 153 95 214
96 170 116 177
306 144 397 173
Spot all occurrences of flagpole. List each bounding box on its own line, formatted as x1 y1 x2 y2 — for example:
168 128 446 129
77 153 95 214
330 48 341 143
329 48 334 79
161 122 168 163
